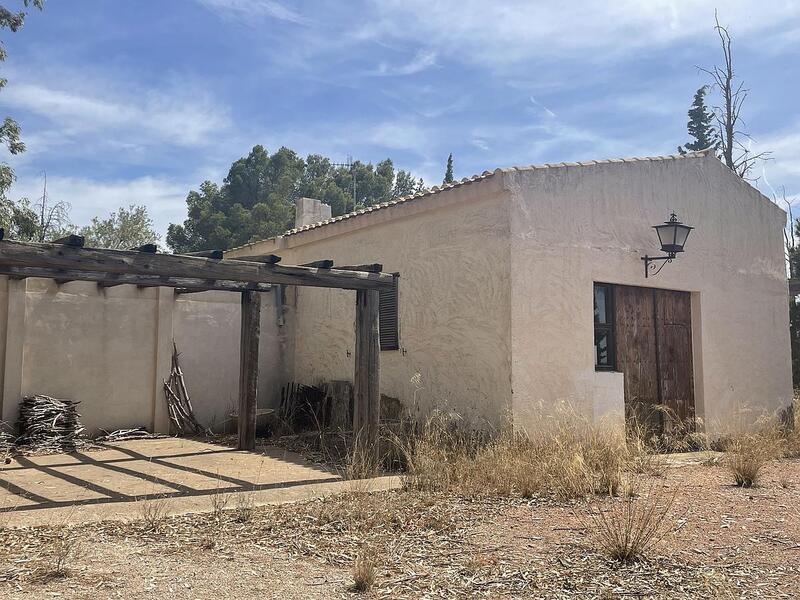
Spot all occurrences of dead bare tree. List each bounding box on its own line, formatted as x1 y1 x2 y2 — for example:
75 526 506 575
780 188 798 278
699 11 770 180
33 171 71 242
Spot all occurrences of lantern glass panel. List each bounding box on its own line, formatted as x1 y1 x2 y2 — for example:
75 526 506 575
654 223 675 249
673 224 692 249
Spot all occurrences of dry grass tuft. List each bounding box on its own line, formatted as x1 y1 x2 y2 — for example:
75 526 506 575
202 486 229 549
233 491 255 523
136 495 169 531
33 528 82 580
351 548 377 593
579 478 677 563
344 430 382 480
724 422 785 488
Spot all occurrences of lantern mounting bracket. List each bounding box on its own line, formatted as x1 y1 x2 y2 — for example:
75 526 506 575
641 252 676 278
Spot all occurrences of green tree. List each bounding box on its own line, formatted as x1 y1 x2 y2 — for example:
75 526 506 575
0 0 43 204
393 169 424 197
678 86 718 155
443 153 454 184
80 205 159 249
0 195 36 239
167 146 425 252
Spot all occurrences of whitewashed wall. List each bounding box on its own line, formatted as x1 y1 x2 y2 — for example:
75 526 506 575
506 153 792 433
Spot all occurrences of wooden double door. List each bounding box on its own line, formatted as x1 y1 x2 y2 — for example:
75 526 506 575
612 285 695 434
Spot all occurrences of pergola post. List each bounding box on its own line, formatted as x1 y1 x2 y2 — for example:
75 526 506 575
238 290 261 451
353 289 381 453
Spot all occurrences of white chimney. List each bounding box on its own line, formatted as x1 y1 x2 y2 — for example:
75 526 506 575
295 197 332 228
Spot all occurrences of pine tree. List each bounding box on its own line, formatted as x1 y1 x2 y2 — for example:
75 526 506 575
678 86 718 155
443 153 454 184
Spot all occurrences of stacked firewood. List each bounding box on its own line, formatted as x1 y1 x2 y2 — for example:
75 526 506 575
17 394 86 452
163 341 207 436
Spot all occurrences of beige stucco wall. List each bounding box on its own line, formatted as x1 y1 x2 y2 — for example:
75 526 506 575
506 153 792 434
0 277 280 436
228 179 513 426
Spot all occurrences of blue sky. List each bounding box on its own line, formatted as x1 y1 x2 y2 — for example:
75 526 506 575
2 0 799 238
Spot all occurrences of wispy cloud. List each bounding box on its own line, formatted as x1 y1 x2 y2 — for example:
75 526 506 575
365 120 431 153
357 0 800 67
0 72 231 152
529 96 557 119
373 50 437 76
196 0 304 23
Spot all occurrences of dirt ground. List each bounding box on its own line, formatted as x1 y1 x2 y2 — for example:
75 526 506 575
1 458 798 599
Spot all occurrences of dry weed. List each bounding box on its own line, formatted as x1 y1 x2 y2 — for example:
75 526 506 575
33 528 82 580
136 495 169 531
725 424 784 488
351 548 376 593
343 430 382 482
202 486 229 549
579 477 677 562
233 491 255 523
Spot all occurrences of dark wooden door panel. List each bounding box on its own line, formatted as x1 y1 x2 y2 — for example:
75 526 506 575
655 289 695 427
613 285 660 431
612 285 695 435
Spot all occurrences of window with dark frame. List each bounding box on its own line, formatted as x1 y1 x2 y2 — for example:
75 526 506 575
379 273 399 351
594 283 615 370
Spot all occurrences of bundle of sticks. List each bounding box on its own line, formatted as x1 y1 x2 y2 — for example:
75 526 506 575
17 394 86 452
96 427 163 443
163 341 208 436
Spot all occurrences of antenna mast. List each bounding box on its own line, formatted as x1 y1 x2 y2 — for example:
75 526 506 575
331 155 356 212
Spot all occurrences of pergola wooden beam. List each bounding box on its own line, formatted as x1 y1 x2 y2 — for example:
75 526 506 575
231 253 282 264
340 263 383 273
302 259 334 269
0 240 393 291
132 243 158 253
51 234 85 247
185 249 224 259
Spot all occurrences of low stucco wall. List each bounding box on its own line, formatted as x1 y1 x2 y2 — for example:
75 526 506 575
506 154 792 434
0 277 281 436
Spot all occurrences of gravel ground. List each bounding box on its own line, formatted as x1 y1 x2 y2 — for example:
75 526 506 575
1 458 798 599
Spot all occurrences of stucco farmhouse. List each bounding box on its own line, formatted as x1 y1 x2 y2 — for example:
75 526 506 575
227 149 792 436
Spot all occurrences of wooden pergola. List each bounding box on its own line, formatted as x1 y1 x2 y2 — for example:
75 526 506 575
0 233 391 451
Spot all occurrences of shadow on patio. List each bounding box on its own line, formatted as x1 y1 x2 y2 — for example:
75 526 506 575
0 437 343 522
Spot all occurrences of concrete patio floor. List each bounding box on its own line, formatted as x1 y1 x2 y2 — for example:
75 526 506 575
0 437 400 527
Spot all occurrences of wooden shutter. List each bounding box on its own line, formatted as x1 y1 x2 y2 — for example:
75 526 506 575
379 274 399 351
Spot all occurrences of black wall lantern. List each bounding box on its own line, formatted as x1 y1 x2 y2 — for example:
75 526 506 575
641 212 693 278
